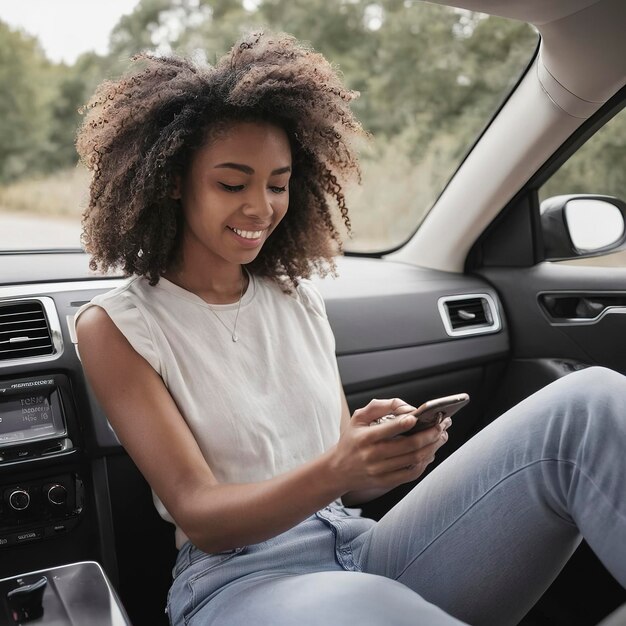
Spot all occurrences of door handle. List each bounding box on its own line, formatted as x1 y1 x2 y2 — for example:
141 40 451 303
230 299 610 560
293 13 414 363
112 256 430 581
539 293 626 321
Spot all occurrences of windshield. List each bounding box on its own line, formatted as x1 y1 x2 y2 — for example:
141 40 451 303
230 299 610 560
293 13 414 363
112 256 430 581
0 0 538 253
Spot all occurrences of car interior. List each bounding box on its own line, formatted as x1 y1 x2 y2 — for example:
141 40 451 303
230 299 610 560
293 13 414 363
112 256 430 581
0 0 625 624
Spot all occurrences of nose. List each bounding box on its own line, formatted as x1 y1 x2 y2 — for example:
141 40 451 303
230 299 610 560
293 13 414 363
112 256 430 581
242 187 273 221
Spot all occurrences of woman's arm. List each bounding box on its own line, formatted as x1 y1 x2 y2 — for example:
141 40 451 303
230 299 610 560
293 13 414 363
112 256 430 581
77 306 445 553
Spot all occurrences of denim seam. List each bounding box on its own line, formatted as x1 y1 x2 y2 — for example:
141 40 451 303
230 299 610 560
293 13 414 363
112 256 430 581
393 457 587 581
333 517 358 570
182 549 247 625
316 508 360 571
187 548 246 585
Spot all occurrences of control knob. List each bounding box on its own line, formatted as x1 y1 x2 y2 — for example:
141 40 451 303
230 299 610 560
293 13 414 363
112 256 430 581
45 484 67 506
7 489 30 511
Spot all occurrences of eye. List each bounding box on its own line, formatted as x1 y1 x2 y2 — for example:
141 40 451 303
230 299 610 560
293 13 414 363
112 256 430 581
270 186 288 194
220 183 244 192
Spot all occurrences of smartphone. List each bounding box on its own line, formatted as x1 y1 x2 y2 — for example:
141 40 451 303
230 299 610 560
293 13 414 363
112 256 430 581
394 393 470 436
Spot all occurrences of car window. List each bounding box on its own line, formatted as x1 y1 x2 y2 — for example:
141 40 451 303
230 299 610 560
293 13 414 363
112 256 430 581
0 1 538 253
539 107 626 267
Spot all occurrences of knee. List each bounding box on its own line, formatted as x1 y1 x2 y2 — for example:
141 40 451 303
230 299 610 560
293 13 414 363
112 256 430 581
549 366 626 440
570 365 626 390
562 366 626 413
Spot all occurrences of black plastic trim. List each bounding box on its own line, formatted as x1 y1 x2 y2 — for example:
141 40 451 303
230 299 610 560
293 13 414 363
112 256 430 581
467 84 626 271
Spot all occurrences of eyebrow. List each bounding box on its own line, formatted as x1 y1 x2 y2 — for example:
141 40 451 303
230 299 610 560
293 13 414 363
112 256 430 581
214 162 291 176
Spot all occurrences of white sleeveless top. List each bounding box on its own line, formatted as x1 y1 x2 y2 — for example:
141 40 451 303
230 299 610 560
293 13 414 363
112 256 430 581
74 273 342 548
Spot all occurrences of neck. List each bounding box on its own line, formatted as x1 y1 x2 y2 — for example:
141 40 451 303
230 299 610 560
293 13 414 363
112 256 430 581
163 265 247 305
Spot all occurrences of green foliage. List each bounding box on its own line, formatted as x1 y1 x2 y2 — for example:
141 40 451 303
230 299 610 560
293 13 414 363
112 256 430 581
540 109 626 203
0 22 51 182
109 0 175 59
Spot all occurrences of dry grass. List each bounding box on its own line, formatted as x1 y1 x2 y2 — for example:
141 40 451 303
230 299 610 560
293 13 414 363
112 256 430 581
0 165 91 218
0 144 449 253
1 160 621 266
0 154 433 252
343 133 455 252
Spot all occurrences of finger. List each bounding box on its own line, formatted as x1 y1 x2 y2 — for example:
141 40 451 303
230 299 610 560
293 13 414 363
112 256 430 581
374 458 435 488
371 439 442 474
353 398 416 426
389 397 415 413
366 413 419 440
379 414 449 444
377 423 445 456
377 433 451 486
351 399 388 425
394 415 452 440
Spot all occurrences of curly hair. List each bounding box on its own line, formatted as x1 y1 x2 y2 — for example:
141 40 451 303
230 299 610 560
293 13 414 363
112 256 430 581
75 31 366 287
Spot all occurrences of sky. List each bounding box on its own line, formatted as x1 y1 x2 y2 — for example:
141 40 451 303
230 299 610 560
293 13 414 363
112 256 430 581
0 0 142 64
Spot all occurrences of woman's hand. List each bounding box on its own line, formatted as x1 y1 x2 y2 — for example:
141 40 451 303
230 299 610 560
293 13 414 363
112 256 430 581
330 398 451 495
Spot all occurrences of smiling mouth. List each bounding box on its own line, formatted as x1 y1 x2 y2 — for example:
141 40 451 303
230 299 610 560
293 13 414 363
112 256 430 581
228 226 267 239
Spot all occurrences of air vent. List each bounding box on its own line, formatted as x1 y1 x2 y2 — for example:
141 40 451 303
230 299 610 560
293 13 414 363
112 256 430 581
0 297 62 364
438 293 501 337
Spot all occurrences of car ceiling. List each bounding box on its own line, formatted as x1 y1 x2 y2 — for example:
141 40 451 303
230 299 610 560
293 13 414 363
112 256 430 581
389 0 626 273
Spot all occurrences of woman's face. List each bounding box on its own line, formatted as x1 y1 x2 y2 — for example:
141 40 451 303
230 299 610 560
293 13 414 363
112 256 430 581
175 120 292 268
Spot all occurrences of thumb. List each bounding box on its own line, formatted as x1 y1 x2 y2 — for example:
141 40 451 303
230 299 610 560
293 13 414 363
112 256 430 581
351 398 415 426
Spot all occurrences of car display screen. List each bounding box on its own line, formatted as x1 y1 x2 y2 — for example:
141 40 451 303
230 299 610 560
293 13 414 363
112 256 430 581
0 391 65 445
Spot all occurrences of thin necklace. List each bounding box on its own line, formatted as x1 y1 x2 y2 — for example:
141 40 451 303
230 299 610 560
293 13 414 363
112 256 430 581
207 268 246 343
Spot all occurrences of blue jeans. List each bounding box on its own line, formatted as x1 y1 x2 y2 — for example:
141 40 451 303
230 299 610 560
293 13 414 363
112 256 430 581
166 366 626 625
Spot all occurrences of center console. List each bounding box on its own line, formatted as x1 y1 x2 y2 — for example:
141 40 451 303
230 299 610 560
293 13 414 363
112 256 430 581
0 374 86 553
0 561 131 625
0 284 172 626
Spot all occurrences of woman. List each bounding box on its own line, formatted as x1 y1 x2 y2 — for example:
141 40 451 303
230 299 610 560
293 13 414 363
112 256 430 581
75 31 626 626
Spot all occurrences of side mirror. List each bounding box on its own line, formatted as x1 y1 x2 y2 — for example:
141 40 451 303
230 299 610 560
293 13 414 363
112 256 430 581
540 194 626 260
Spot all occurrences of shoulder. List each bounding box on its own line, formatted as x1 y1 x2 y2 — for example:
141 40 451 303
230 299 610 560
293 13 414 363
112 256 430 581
94 275 151 308
74 279 143 346
75 276 154 322
74 300 135 372
74 303 134 364
74 276 162 374
295 278 328 319
75 278 139 334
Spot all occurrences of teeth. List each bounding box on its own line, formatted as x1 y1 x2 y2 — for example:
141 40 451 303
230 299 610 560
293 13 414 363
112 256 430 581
232 227 264 239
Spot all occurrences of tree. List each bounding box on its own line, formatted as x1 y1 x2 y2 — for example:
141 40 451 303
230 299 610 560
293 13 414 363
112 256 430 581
0 21 52 182
0 0 545 251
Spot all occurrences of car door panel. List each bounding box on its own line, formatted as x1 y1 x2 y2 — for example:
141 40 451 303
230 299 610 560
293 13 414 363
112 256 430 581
479 264 626 374
336 335 508 392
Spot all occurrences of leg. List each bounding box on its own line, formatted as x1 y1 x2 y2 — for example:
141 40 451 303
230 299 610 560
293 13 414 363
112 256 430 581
195 571 470 626
350 366 626 626
167 511 467 625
